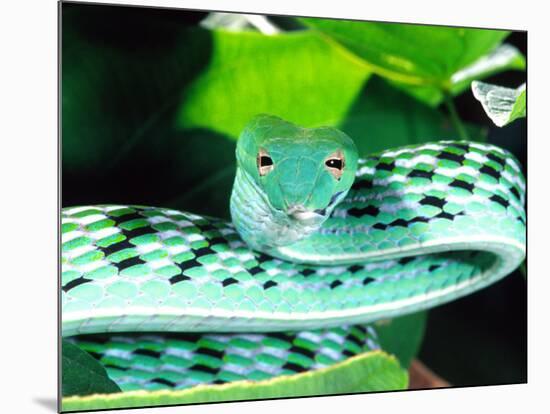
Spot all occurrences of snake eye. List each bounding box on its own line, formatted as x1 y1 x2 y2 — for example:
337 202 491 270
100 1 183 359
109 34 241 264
326 159 343 169
260 156 273 166
257 149 274 176
325 151 345 180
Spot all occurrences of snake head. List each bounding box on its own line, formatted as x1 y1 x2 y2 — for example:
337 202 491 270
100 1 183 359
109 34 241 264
235 114 358 235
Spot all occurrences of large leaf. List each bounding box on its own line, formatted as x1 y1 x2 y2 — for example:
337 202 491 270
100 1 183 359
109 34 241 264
300 18 524 105
176 29 371 138
472 81 526 127
62 340 121 397
62 350 407 411
392 44 525 106
62 5 211 176
375 312 428 369
62 5 240 219
339 76 487 157
169 77 484 219
300 18 509 84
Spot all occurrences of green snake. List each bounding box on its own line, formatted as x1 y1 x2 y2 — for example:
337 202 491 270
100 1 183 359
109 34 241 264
62 114 525 403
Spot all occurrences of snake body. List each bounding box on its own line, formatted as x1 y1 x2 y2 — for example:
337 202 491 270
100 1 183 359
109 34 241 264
62 115 525 393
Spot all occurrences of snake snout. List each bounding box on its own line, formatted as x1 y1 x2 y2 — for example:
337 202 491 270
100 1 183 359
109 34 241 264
287 204 324 222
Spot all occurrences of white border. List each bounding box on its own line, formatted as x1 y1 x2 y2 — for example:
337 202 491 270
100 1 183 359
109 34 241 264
2 1 547 413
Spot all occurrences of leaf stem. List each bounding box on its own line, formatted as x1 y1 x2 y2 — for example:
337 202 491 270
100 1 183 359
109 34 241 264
444 94 469 141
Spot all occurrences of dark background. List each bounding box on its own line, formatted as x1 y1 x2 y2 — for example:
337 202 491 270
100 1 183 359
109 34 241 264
419 31 527 386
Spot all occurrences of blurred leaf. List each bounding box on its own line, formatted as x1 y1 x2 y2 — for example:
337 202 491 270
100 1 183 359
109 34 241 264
449 45 525 94
63 118 237 219
173 79 457 218
177 29 371 138
62 6 241 219
375 311 428 368
339 77 487 157
300 19 524 106
200 12 281 35
62 350 407 411
176 76 486 219
151 128 237 219
62 340 121 397
519 262 526 279
300 18 509 85
392 44 525 106
511 90 527 120
62 6 212 176
472 81 526 127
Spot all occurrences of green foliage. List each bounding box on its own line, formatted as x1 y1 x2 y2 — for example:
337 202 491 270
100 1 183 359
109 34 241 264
177 29 371 138
300 18 507 82
339 77 486 157
511 89 527 121
301 18 525 106
62 340 121 397
61 5 526 402
62 8 212 176
394 44 525 106
163 76 485 221
375 311 428 368
62 351 407 411
472 81 526 127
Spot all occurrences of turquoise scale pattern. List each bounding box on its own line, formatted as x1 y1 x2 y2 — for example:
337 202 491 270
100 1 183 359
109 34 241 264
62 204 496 334
271 140 526 262
61 140 525 392
68 325 380 391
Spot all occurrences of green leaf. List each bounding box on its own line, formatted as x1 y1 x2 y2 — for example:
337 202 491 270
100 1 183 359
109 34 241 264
300 18 524 105
392 44 525 106
62 350 407 411
339 76 487 157
374 311 428 369
62 7 486 221
172 77 485 219
200 11 281 34
176 29 371 138
511 89 527 121
62 340 121 397
300 18 509 85
471 81 526 127
62 7 212 176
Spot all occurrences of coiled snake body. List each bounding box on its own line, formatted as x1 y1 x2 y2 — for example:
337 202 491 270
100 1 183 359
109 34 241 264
62 115 525 395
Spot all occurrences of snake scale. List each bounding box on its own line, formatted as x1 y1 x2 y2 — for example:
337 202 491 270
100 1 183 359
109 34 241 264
62 114 525 396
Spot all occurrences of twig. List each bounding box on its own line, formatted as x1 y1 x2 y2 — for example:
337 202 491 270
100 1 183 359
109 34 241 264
408 359 450 389
445 94 470 141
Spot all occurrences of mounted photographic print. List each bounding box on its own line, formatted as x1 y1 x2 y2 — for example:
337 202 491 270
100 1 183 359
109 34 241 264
60 1 527 411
